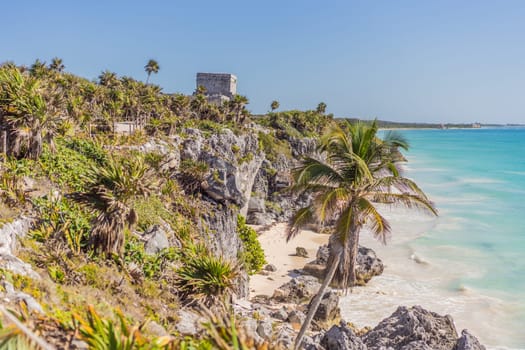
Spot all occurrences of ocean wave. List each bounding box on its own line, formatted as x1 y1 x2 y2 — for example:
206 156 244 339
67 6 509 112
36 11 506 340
503 170 525 177
458 177 505 184
409 253 429 265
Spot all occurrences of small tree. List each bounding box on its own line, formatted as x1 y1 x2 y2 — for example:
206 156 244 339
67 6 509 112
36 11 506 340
270 100 280 112
49 57 65 72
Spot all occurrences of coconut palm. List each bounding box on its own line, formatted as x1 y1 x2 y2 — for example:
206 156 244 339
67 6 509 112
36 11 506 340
72 156 156 256
288 120 437 349
0 66 62 159
144 59 159 84
49 57 65 72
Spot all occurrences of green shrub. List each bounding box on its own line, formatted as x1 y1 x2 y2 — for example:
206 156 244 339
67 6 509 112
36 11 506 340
257 131 291 162
124 236 179 279
31 196 92 254
64 137 107 165
177 160 209 195
39 138 103 191
236 215 266 275
0 157 35 206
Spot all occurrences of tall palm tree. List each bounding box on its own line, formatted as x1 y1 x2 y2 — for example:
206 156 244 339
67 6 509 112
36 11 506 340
49 57 65 72
0 66 62 159
144 59 159 84
288 120 437 349
72 156 156 256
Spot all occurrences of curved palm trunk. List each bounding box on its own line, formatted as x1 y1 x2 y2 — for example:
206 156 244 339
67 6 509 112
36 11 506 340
294 253 341 350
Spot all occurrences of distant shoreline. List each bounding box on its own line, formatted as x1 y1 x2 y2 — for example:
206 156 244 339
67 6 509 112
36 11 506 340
336 118 525 130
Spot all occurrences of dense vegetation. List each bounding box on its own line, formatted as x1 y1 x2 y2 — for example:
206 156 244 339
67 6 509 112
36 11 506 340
0 56 439 350
0 60 258 347
0 59 344 348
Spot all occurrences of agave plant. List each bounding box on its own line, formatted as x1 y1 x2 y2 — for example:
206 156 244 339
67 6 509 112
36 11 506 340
74 305 178 350
176 245 239 307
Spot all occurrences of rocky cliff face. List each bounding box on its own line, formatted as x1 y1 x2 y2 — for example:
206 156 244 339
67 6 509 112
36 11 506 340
137 128 319 297
199 203 249 298
179 128 265 215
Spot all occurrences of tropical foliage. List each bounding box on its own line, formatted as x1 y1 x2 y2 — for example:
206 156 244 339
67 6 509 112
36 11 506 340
237 215 266 275
0 65 64 159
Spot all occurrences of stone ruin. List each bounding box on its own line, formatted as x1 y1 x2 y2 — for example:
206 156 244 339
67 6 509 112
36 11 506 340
196 72 237 104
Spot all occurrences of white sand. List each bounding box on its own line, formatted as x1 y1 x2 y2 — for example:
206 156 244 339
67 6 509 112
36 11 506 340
249 223 329 297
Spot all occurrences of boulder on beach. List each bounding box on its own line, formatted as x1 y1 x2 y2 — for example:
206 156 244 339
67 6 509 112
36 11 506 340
320 322 367 350
302 244 384 286
362 305 459 350
272 275 321 303
312 290 341 327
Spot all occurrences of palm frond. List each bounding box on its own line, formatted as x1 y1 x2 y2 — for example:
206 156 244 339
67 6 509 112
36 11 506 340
382 130 409 151
286 206 315 241
313 187 350 223
370 192 438 216
292 157 343 190
358 197 391 244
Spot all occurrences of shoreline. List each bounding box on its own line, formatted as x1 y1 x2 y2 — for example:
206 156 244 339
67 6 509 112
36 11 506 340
250 216 519 349
249 223 329 297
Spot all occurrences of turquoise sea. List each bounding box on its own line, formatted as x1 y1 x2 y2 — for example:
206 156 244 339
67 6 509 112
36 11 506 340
340 128 525 349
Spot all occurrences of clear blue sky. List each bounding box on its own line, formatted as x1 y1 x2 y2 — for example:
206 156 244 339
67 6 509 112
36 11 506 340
4 0 525 123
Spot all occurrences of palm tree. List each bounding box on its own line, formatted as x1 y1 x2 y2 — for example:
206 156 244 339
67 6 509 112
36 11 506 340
72 156 156 256
288 120 437 349
144 59 159 84
270 100 280 112
316 102 327 114
227 94 249 124
29 59 47 78
49 57 65 72
98 70 119 88
0 66 62 159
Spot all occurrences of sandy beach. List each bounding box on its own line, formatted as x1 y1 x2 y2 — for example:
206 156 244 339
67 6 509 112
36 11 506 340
249 223 329 297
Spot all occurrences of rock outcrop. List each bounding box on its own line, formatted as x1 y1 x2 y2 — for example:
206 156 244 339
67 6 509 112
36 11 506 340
179 128 264 216
0 216 39 279
200 204 249 298
454 330 486 350
303 244 384 286
320 322 367 350
312 290 341 326
272 275 322 303
362 305 459 350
